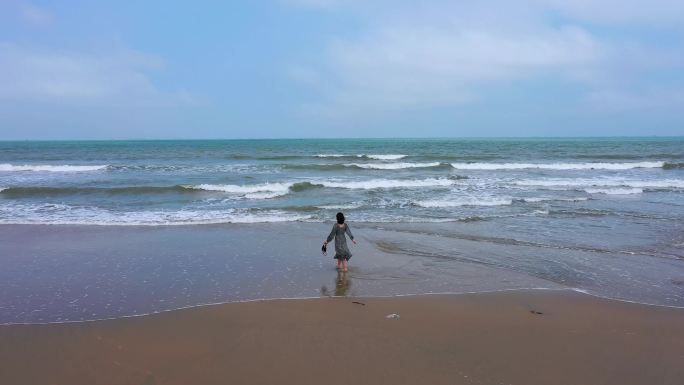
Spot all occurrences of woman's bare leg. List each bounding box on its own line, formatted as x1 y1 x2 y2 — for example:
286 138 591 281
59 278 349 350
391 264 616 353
342 259 348 272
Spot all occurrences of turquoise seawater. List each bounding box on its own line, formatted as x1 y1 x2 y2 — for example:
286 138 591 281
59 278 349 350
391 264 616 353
1 138 683 224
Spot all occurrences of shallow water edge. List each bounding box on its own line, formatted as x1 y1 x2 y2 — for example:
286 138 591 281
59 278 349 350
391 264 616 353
2 222 683 324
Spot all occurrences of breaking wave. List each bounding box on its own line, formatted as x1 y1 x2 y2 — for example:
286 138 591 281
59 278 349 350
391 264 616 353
0 203 310 225
0 185 190 197
515 178 684 190
450 161 665 170
186 183 293 199
414 198 514 207
315 178 455 189
186 177 457 198
315 154 407 160
346 162 444 170
413 196 589 208
584 188 644 195
363 154 407 160
0 164 109 172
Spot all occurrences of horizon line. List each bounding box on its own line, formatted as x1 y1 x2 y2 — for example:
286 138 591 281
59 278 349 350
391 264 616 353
1 135 683 142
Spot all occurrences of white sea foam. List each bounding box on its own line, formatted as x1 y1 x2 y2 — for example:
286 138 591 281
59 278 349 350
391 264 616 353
316 203 363 210
188 182 293 199
584 188 643 195
521 197 589 202
187 178 455 198
0 164 109 172
244 191 287 199
415 198 514 208
317 178 455 189
0 203 310 225
347 162 441 170
314 154 407 160
515 178 684 189
617 180 684 189
450 161 664 170
363 154 407 160
416 195 590 207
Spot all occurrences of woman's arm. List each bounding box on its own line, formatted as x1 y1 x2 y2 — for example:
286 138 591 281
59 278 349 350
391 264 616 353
345 224 356 244
325 224 336 244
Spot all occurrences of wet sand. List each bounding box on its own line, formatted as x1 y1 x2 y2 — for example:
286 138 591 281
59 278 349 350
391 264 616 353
1 289 683 385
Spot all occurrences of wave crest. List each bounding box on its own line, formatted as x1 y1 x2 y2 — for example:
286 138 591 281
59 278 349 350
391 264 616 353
450 161 664 170
364 154 407 160
415 198 513 207
0 185 190 196
185 178 455 198
186 182 293 199
346 162 443 170
516 178 684 189
319 178 455 189
315 154 407 160
0 203 310 225
584 188 643 195
0 164 109 172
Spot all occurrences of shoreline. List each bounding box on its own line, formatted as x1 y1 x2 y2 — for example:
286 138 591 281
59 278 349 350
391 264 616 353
2 289 683 385
3 287 684 327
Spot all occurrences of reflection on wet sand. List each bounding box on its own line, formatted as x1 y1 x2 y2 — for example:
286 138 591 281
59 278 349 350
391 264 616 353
321 271 352 297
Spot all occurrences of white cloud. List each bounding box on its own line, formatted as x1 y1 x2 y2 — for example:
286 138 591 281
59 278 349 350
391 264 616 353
330 26 595 110
290 1 684 119
331 25 600 83
0 43 194 106
293 14 602 115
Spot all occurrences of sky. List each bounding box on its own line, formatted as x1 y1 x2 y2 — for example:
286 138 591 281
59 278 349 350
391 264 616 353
0 0 683 139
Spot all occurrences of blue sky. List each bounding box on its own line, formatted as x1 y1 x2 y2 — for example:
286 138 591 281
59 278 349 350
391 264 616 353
0 0 683 139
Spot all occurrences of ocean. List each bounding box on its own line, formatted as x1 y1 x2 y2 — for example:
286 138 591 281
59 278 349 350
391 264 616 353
2 138 683 225
1 138 683 323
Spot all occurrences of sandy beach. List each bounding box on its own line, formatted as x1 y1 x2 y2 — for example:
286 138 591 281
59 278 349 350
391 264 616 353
1 289 682 385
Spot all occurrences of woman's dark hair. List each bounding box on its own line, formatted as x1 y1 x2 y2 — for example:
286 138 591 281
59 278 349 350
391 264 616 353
336 212 345 224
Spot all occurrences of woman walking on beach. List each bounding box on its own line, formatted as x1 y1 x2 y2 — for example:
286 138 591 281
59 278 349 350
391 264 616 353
324 212 356 272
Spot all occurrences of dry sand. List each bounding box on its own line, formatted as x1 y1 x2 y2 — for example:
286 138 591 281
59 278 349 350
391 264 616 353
1 289 683 385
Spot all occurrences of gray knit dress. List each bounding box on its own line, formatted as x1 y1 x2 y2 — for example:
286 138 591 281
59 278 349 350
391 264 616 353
326 223 354 260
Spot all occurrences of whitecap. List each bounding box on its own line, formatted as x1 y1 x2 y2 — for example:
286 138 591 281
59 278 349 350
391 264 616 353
0 164 109 172
515 178 684 189
187 178 455 198
314 154 407 160
346 162 441 170
415 198 513 207
584 188 643 195
521 197 589 203
187 182 293 199
450 161 664 170
316 203 363 210
363 154 407 160
0 203 310 225
318 178 454 189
